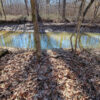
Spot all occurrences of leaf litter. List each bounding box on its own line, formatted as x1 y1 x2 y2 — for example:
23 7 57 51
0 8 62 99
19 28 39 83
0 49 100 100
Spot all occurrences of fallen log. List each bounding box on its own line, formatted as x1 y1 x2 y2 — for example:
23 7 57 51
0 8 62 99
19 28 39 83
0 49 9 58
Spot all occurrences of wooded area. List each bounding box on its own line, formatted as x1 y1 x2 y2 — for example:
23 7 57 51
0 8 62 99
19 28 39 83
0 0 100 100
0 0 100 23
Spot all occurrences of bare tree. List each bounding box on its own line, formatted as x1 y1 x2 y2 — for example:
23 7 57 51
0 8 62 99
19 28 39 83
57 0 61 21
62 0 66 21
0 0 6 20
0 0 98 23
83 0 94 21
46 0 50 19
71 0 95 51
30 0 41 59
24 0 29 16
36 1 42 22
75 0 86 51
58 0 61 16
93 0 100 22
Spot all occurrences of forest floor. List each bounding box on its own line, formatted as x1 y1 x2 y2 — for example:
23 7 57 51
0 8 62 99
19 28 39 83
0 48 100 100
0 22 100 33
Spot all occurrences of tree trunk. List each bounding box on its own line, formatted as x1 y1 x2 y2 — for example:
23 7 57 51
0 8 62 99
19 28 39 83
62 0 66 21
83 0 94 22
46 0 50 19
58 0 61 20
24 0 29 16
30 0 41 59
58 0 60 15
93 1 100 22
36 1 42 22
1 0 6 20
75 0 86 51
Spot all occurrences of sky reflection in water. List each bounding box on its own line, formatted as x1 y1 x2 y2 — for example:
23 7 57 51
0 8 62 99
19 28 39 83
0 32 100 49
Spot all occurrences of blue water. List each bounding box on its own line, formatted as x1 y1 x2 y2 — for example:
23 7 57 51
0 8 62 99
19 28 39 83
0 32 100 49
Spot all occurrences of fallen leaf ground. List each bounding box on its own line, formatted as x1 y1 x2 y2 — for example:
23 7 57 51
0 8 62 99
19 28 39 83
0 49 100 100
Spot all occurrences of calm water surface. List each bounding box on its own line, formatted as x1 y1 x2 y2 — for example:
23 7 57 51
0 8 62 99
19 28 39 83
0 31 100 49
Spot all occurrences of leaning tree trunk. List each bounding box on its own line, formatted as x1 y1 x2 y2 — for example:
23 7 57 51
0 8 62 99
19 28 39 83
0 0 6 20
83 0 94 22
75 0 86 51
30 0 41 59
24 0 29 16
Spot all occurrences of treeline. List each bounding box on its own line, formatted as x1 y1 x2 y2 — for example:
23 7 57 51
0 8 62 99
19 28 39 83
0 0 100 23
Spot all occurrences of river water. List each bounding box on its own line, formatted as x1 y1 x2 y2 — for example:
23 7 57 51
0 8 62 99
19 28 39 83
0 31 100 49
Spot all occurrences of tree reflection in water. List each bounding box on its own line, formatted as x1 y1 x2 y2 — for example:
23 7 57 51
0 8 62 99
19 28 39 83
0 31 100 49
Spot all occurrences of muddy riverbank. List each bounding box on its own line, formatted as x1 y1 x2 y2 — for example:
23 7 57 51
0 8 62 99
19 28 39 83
0 22 100 33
